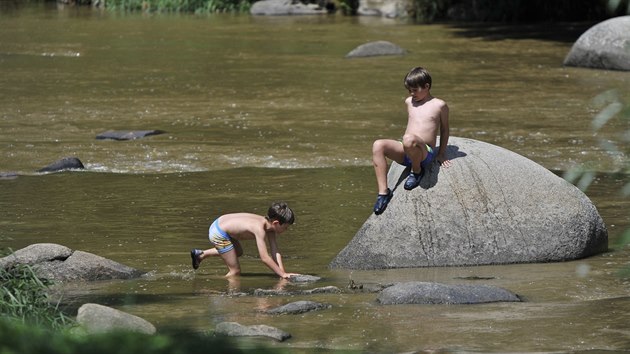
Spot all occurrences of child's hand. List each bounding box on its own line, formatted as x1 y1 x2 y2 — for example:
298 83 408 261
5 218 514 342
437 155 452 168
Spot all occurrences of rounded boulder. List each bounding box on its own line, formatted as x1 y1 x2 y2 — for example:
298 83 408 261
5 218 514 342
330 137 608 269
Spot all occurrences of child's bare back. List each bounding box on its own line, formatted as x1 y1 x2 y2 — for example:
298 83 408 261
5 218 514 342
216 213 268 241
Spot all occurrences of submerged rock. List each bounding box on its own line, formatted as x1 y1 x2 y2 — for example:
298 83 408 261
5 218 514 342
96 130 165 140
215 322 291 341
345 40 407 58
330 137 607 269
564 16 630 71
377 282 521 305
253 285 341 296
0 243 144 282
37 157 84 173
265 300 331 315
76 303 156 335
288 274 321 283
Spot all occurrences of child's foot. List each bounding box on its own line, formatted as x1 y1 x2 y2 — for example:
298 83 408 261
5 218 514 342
373 188 393 215
404 170 424 190
190 249 203 270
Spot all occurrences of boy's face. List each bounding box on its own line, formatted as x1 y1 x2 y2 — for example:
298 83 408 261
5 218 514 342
408 84 429 102
272 220 290 234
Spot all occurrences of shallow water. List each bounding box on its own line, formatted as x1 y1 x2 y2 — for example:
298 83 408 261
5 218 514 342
1 3 630 352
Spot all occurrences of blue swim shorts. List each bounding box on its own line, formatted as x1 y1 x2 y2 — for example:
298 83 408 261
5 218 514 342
402 144 435 169
208 219 234 254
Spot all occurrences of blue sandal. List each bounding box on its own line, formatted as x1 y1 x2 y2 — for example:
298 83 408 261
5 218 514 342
373 188 393 215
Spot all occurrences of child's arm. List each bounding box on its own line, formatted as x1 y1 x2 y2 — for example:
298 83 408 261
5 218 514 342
254 233 294 278
437 103 451 167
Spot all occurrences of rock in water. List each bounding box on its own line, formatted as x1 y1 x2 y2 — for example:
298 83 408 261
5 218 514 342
564 16 630 71
37 157 84 172
76 303 156 334
377 282 520 305
345 41 407 58
330 137 607 269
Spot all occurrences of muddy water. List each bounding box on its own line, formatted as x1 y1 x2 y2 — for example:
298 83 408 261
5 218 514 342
1 3 630 352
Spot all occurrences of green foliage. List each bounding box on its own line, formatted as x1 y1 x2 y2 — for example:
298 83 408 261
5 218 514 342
564 90 630 194
0 318 286 354
565 89 629 276
0 264 71 330
338 0 359 16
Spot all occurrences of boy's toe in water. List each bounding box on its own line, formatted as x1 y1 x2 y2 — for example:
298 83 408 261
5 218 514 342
404 170 424 190
190 249 203 269
373 188 393 215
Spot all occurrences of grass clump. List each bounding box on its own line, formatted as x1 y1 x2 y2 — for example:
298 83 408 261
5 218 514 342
0 264 71 330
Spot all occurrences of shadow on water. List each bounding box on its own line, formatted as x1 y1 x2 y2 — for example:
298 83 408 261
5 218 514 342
448 22 596 42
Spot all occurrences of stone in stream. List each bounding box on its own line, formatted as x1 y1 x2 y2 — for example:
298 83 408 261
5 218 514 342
214 322 291 341
564 16 630 71
377 282 521 305
96 130 165 140
76 303 156 334
265 300 331 315
330 137 608 269
0 243 145 282
37 157 85 173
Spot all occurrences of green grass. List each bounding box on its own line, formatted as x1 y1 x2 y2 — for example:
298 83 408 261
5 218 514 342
0 264 71 330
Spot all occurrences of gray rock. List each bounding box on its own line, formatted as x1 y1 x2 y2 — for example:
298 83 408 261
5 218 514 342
288 274 321 283
76 303 156 334
37 157 84 173
0 243 144 282
357 0 407 18
215 322 291 341
377 282 521 305
564 16 630 71
265 300 331 314
0 172 19 179
96 130 165 140
250 0 327 15
329 137 607 269
253 285 341 296
345 40 407 58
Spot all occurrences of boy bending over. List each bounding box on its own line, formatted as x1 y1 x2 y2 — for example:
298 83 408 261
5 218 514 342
191 201 300 279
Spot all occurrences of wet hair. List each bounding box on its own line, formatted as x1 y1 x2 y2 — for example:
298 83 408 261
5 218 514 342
266 202 295 225
404 66 432 90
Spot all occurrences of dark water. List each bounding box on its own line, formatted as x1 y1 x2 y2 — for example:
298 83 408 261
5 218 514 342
1 3 630 352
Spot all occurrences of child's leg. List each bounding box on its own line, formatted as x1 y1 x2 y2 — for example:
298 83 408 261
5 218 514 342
372 139 406 194
219 248 241 277
401 133 428 174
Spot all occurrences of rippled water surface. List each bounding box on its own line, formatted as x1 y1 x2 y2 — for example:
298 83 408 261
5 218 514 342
1 3 630 352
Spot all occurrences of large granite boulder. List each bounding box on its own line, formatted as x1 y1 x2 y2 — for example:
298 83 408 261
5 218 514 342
330 137 607 269
76 303 156 334
0 243 144 281
564 16 630 71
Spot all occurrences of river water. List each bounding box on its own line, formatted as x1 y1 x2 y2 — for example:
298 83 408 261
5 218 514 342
1 3 630 352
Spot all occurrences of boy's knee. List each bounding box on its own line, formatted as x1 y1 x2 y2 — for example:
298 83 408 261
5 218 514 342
402 134 424 149
372 139 386 153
